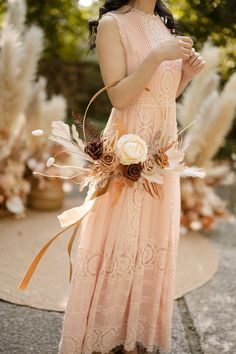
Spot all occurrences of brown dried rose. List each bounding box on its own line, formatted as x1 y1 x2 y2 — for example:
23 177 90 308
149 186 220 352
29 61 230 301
100 152 119 173
123 162 143 181
143 154 156 173
154 148 169 168
84 139 103 160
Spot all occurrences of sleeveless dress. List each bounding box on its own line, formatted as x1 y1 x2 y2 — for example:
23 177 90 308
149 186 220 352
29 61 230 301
58 6 182 354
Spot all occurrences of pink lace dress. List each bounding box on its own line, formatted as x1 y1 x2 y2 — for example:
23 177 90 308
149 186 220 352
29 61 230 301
58 6 182 354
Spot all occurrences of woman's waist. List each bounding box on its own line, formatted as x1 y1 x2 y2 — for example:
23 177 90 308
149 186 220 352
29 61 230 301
112 98 176 114
125 92 177 108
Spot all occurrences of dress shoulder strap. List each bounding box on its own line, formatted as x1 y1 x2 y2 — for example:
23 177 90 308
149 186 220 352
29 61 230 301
102 12 127 50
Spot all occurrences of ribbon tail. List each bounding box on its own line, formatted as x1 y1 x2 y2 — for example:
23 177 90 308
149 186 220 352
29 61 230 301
18 222 78 291
67 223 81 282
57 198 96 227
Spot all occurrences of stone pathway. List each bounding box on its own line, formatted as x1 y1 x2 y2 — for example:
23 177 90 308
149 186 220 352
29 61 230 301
0 189 235 354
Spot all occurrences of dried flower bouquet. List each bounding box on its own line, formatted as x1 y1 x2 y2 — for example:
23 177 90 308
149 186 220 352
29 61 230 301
18 81 206 291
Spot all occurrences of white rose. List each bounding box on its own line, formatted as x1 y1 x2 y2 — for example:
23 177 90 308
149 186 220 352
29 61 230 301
114 134 148 165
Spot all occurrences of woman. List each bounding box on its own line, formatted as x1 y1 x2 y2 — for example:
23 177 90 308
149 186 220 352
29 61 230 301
58 1 205 353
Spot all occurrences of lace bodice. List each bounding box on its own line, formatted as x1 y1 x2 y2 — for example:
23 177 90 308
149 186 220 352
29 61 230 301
103 6 183 107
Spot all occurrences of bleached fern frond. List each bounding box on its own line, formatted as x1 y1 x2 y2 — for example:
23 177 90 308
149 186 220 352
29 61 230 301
177 42 221 128
3 0 26 34
183 90 220 164
197 73 236 166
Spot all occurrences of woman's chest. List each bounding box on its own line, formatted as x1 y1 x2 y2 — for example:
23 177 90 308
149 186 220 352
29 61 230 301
125 14 182 74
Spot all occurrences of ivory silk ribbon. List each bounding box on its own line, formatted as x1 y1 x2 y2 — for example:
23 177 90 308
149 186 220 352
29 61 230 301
18 198 98 291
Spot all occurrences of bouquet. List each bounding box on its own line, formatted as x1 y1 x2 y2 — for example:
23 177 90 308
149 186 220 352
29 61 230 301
18 80 206 291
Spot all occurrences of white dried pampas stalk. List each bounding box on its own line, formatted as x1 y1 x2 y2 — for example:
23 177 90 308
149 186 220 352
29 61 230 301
0 28 23 131
3 0 26 34
197 72 236 166
43 95 67 134
177 42 221 129
18 25 44 112
197 42 221 81
25 77 67 152
25 77 47 151
0 113 26 160
183 90 220 165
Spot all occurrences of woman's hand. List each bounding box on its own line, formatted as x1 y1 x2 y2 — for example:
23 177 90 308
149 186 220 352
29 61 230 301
182 49 206 79
176 49 206 98
153 36 194 62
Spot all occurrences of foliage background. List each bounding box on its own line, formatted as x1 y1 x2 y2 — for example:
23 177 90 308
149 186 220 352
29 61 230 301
0 0 235 156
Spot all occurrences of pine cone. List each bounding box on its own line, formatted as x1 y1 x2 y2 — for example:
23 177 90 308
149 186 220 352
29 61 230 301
84 139 103 160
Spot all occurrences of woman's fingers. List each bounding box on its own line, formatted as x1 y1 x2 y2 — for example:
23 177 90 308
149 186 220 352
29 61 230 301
189 52 200 64
177 36 194 46
192 55 204 67
181 41 192 49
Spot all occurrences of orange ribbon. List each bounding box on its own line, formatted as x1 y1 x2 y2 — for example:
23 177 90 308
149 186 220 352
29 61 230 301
18 181 115 291
18 221 80 291
18 198 98 291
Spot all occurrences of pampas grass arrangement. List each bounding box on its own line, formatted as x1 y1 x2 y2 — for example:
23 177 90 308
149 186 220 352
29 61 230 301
0 0 67 216
177 42 236 233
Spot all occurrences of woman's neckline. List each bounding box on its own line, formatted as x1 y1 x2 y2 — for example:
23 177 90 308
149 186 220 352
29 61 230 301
130 7 157 18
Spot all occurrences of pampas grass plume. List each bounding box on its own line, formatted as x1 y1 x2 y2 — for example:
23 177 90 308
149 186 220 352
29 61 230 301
197 73 236 166
3 0 26 33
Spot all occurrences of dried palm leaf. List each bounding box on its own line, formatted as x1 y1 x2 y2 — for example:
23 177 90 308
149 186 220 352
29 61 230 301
49 121 91 163
143 179 162 200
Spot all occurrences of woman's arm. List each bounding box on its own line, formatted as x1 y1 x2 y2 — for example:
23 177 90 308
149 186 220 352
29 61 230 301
176 50 206 99
96 16 193 110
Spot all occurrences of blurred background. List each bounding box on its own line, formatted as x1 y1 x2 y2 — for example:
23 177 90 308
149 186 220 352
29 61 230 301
0 0 235 228
0 1 236 353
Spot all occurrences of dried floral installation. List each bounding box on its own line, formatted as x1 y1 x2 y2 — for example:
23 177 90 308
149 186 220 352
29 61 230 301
177 42 236 233
0 0 67 216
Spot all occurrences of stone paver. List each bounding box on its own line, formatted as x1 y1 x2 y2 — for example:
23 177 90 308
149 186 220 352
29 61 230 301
184 221 236 354
0 301 62 354
0 300 190 354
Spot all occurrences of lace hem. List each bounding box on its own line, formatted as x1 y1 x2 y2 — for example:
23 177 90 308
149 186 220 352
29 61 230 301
58 322 172 354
